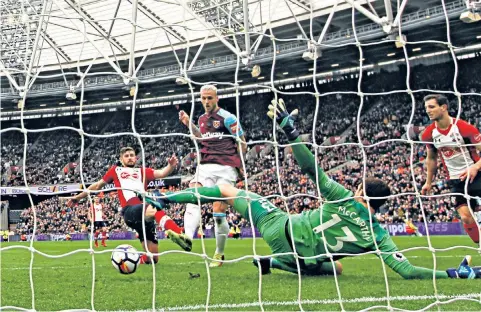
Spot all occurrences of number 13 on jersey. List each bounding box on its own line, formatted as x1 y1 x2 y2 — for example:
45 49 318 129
313 214 357 252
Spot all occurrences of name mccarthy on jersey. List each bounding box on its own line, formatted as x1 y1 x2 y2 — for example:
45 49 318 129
337 205 372 242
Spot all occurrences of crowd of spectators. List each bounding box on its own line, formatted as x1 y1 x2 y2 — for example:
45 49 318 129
7 55 481 235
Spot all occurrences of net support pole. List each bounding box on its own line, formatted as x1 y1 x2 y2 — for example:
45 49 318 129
174 0 242 58
129 0 139 78
344 0 384 25
317 0 338 45
242 0 251 57
22 0 48 94
392 0 409 27
188 34 209 71
285 0 308 40
383 0 394 23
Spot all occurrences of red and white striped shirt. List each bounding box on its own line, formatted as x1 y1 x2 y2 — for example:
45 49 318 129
422 118 481 179
102 166 155 209
91 203 104 221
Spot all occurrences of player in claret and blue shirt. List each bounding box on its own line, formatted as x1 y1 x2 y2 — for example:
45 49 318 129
178 84 247 267
150 99 481 279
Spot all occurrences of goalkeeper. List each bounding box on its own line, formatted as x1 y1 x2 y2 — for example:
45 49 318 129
145 99 480 279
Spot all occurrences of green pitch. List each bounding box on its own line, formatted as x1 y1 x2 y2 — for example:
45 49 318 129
1 236 480 311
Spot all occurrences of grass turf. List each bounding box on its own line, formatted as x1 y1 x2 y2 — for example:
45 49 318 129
1 236 481 311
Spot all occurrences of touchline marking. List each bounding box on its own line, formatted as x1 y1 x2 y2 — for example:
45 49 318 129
108 293 481 311
1 255 475 270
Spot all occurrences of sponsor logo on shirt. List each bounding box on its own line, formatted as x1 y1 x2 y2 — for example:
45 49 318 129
474 133 481 143
439 146 460 158
202 132 224 139
120 172 139 179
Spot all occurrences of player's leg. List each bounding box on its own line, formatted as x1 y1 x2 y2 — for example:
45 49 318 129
138 219 160 264
101 225 107 247
139 240 159 264
449 179 481 243
456 203 479 243
144 203 193 252
183 164 212 242
211 172 237 267
253 257 343 276
93 222 100 248
123 204 191 252
209 165 239 267
183 181 204 241
210 200 229 267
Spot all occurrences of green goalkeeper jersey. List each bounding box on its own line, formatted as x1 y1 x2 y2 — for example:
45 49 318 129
287 138 449 279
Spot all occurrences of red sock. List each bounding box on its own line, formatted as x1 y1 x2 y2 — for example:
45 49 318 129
463 223 480 243
155 210 181 234
101 232 106 244
139 254 149 264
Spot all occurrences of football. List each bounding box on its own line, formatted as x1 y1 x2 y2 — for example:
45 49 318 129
111 244 140 274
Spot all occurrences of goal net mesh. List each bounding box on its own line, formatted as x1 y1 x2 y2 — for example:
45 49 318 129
1 0 480 310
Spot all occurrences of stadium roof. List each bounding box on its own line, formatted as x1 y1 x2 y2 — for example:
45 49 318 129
2 0 359 70
1 0 480 114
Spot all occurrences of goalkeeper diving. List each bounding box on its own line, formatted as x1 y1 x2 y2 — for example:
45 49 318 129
144 99 480 279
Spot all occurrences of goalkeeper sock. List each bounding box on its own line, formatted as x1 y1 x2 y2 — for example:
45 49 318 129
155 210 181 234
214 213 229 255
166 186 223 204
184 203 201 239
463 223 480 243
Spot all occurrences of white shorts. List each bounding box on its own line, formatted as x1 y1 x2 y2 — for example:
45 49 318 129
190 163 238 187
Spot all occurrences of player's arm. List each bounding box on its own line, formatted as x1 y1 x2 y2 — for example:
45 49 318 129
458 121 481 183
224 114 247 154
60 179 107 204
153 154 179 179
267 99 352 202
422 146 438 194
179 110 202 138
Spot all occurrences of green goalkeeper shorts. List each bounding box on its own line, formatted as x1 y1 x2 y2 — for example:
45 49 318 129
234 190 293 256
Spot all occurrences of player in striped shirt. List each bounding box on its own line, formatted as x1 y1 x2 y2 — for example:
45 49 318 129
88 196 107 248
421 94 481 244
61 147 191 264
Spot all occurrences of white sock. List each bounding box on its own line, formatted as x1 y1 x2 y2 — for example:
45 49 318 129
184 203 201 239
214 213 229 255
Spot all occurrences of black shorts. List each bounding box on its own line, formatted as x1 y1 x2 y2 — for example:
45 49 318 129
122 204 158 244
94 221 106 230
447 174 481 210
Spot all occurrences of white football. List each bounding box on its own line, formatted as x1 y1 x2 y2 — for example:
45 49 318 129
111 244 140 274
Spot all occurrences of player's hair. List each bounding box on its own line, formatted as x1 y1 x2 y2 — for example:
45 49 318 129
423 94 449 107
364 177 391 211
200 84 217 94
119 146 136 156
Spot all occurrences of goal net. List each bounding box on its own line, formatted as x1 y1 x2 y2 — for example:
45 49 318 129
1 0 481 311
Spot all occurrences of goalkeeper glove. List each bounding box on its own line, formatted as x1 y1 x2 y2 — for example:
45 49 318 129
446 255 481 279
267 99 299 141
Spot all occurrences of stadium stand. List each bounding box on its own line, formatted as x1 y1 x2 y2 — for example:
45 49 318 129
6 56 481 235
